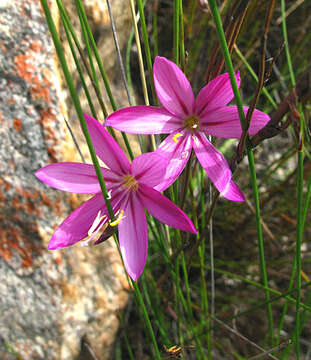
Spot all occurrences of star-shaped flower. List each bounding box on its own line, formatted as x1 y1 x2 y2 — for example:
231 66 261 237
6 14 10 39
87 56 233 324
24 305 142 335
106 56 270 201
35 114 196 280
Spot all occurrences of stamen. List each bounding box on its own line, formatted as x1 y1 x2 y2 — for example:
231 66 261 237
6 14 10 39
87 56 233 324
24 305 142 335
181 151 189 159
173 133 183 143
192 135 200 147
81 211 107 246
110 210 125 227
184 115 199 130
107 189 112 200
88 211 107 237
80 239 92 247
122 175 138 191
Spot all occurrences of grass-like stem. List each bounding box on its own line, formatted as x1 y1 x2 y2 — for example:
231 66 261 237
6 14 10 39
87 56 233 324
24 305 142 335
40 0 114 220
208 0 274 344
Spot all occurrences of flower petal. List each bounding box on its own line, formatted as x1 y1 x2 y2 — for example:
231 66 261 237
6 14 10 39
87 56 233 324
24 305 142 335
153 56 194 118
200 106 270 138
221 179 245 202
35 162 118 194
139 184 197 234
48 193 107 249
154 131 193 192
195 72 240 116
48 190 126 250
105 106 181 134
118 194 148 281
85 113 131 175
131 152 168 188
193 132 244 201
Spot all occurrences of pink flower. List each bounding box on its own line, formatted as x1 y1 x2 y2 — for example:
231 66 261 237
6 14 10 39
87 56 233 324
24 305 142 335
106 56 270 201
35 114 196 281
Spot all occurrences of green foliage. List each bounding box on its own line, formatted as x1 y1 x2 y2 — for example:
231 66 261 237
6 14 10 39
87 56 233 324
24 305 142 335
41 0 311 358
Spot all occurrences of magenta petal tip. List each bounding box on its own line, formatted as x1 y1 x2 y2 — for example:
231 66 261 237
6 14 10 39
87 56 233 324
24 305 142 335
221 180 245 202
48 242 58 250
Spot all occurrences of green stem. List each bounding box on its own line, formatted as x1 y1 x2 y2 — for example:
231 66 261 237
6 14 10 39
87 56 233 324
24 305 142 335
75 0 116 110
281 0 296 88
193 171 212 359
173 0 180 65
57 0 97 118
295 146 304 359
123 331 135 360
128 0 156 151
179 0 185 71
75 0 134 160
280 2 301 357
40 0 114 220
136 0 157 103
170 190 205 358
302 172 311 231
208 0 274 344
132 281 161 359
76 4 104 113
152 9 158 58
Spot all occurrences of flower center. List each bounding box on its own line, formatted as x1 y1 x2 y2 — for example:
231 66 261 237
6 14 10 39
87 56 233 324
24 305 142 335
122 175 138 191
184 115 199 131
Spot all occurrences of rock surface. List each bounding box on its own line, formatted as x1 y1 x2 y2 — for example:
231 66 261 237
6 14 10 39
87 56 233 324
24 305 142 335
0 1 129 359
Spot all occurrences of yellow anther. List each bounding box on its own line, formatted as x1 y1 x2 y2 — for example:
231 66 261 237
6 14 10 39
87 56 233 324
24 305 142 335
110 210 124 227
173 133 183 143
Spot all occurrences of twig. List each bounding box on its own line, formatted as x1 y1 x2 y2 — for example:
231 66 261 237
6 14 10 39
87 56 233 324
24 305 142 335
211 315 279 360
251 66 311 148
105 0 133 106
237 0 276 162
84 341 99 360
248 340 292 359
64 117 85 163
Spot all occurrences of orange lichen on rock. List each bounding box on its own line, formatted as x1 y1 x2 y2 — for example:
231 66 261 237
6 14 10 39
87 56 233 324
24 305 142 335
39 108 62 162
0 220 42 268
0 41 6 53
14 53 36 84
40 108 56 124
0 178 68 267
54 256 62 265
14 51 51 104
30 83 50 102
8 98 16 105
13 118 22 131
31 40 43 53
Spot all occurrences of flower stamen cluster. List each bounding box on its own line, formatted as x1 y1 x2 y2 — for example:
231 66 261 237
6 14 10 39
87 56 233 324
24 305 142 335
80 210 108 247
122 175 138 191
184 115 199 131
